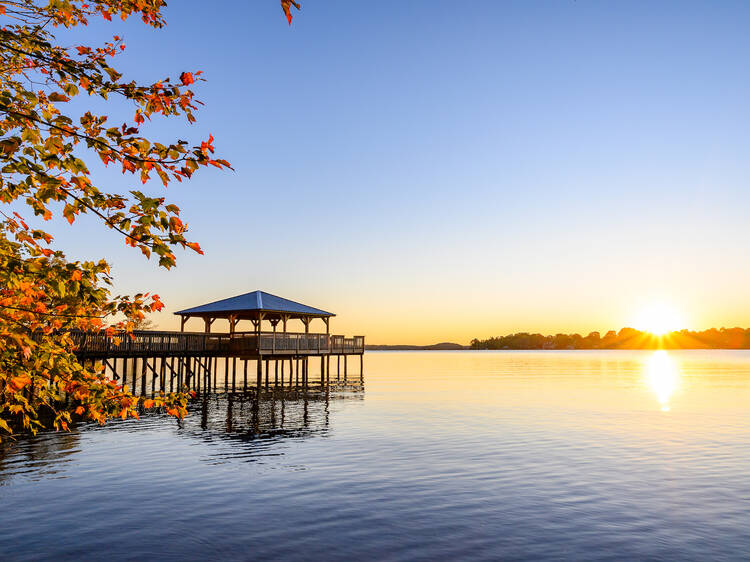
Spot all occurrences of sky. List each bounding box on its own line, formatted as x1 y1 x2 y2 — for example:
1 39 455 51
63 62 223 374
43 0 750 344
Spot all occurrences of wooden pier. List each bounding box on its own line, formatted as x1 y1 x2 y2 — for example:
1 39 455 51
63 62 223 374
72 291 365 396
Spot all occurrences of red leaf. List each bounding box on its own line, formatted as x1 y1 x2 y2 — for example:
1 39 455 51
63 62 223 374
180 72 194 86
186 242 204 255
281 0 300 25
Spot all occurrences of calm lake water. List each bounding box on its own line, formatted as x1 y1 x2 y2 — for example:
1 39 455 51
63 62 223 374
2 350 750 561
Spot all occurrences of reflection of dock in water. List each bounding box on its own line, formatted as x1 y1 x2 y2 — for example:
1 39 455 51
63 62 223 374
181 378 365 443
0 378 365 482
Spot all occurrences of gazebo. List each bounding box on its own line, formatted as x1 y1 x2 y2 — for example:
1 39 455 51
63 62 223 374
175 290 334 335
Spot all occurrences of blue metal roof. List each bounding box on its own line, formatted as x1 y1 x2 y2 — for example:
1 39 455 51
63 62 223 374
175 291 334 317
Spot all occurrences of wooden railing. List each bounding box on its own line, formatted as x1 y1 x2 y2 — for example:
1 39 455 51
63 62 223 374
66 330 365 357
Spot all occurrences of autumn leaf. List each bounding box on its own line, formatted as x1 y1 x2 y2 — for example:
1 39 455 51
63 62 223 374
75 406 85 415
143 399 155 408
180 72 194 85
186 242 204 255
281 0 301 25
10 375 31 391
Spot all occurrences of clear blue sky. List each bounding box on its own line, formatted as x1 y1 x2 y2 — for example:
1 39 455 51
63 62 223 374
49 0 750 343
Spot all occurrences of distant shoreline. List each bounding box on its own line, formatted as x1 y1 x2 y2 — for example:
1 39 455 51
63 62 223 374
368 326 750 351
366 343 467 351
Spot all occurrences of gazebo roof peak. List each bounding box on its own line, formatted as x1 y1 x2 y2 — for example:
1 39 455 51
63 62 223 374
175 290 335 318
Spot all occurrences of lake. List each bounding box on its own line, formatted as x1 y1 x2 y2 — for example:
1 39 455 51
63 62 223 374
2 350 750 560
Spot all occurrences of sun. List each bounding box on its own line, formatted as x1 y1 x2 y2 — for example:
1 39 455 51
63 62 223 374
633 302 685 336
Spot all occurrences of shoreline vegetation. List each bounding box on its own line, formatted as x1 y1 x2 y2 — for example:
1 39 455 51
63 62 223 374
368 327 750 350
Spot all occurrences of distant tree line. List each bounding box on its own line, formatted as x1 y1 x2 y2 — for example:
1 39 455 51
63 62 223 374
470 327 750 350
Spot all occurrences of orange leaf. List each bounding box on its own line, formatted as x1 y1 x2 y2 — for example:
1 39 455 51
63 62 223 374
186 242 204 255
10 375 31 391
281 0 300 25
120 408 128 420
71 270 82 281
143 399 155 408
180 72 194 86
75 406 85 415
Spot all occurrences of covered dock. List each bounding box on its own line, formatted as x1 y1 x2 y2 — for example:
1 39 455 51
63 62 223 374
72 291 364 396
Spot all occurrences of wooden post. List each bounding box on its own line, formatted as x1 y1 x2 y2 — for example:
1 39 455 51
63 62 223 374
122 357 129 390
131 358 138 392
275 360 279 386
243 359 248 393
180 315 187 332
321 356 325 386
271 319 279 353
170 357 176 392
256 359 262 395
265 359 269 389
200 357 208 394
232 357 237 393
224 356 229 392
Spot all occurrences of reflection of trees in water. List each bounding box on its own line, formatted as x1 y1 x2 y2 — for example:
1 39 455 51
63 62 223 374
0 430 81 486
179 380 365 444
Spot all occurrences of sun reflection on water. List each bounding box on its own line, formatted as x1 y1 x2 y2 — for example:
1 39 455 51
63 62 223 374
645 350 680 411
